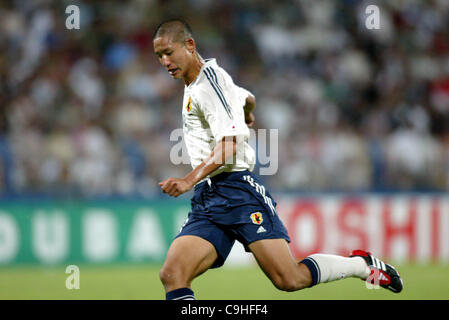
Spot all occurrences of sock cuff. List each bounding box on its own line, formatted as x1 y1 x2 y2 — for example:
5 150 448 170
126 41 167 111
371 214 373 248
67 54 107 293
300 257 321 286
166 287 195 300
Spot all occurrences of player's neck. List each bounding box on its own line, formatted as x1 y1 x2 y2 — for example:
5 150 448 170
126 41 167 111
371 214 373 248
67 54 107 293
184 52 204 86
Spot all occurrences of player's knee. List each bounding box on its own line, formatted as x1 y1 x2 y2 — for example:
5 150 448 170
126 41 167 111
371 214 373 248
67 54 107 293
159 266 171 286
271 273 309 292
270 275 300 292
159 265 185 288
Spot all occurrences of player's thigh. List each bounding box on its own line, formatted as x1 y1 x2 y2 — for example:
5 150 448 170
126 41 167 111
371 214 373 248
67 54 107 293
248 238 312 290
160 235 218 283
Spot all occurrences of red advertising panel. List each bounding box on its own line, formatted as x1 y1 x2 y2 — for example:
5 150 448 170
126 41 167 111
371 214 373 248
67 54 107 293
277 195 449 263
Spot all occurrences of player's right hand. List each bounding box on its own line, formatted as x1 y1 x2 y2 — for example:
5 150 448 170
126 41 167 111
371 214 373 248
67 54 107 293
159 177 193 198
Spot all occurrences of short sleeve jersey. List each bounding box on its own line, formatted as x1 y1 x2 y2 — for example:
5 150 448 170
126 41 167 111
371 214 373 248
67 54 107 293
182 58 255 179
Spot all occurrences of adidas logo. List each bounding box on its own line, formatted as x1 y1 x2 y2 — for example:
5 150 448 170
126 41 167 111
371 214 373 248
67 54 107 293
257 226 266 233
378 272 389 282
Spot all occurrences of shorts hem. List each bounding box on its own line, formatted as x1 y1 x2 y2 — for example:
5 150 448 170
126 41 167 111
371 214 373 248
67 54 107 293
242 235 291 252
175 231 229 269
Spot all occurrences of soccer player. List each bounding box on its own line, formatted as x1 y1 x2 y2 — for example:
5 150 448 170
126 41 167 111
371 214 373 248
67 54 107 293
153 19 403 300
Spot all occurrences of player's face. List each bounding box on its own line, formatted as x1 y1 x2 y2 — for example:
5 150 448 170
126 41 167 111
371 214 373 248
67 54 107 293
154 36 193 80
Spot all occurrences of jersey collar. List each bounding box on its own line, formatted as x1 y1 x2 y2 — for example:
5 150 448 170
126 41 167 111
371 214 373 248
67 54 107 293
186 58 217 89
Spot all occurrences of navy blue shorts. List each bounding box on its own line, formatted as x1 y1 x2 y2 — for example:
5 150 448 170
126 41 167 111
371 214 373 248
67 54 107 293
175 170 290 268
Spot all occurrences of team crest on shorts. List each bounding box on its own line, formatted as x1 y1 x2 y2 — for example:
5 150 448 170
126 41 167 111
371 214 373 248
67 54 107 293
186 97 192 112
250 212 263 225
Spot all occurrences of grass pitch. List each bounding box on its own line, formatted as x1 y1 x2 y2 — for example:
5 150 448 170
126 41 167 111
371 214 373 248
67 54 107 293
0 263 448 300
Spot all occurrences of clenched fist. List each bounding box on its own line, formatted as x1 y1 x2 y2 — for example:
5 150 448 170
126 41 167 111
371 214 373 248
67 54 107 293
158 177 193 198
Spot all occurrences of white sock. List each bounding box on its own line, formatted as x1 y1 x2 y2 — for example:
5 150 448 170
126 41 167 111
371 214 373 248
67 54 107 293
301 254 370 285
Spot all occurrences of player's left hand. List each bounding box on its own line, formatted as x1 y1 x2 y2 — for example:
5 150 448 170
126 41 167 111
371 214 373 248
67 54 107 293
245 111 255 127
158 177 193 198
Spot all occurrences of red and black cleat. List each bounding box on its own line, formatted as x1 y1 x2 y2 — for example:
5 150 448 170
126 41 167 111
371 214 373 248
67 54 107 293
350 250 403 293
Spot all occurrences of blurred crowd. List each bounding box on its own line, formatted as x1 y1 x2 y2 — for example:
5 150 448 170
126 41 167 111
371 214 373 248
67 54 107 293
1 0 448 197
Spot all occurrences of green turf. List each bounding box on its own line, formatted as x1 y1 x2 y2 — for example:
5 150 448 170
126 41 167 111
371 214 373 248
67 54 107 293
0 263 447 300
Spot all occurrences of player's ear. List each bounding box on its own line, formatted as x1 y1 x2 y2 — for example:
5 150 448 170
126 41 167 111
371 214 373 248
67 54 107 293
185 38 195 53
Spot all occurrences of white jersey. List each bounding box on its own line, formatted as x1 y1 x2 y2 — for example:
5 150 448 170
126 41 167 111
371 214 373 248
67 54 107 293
182 58 255 179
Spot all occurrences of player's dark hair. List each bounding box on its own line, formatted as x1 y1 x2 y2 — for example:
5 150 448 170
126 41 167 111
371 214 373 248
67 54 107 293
153 18 194 45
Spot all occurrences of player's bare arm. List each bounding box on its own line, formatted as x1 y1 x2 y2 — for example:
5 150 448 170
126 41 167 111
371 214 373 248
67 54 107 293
158 136 237 197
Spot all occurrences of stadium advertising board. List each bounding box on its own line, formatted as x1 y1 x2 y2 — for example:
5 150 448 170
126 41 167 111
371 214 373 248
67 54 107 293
0 200 190 265
0 195 448 265
279 195 449 263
